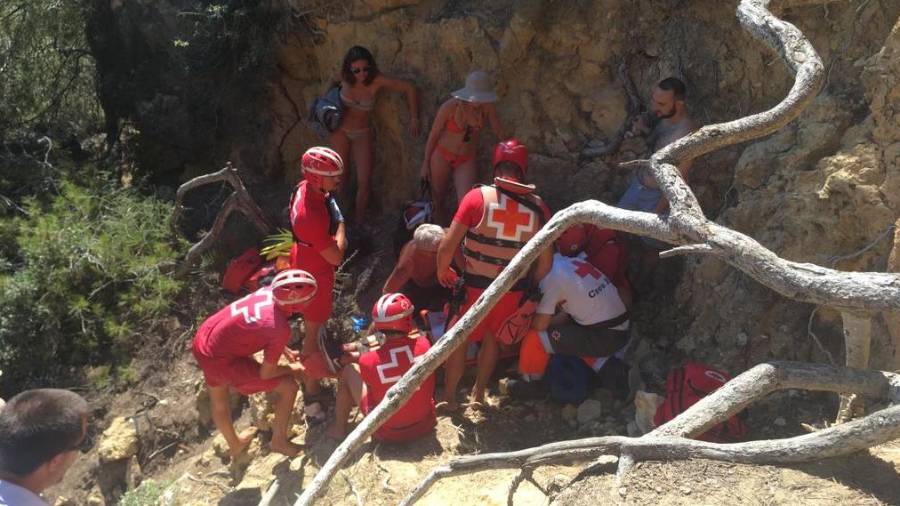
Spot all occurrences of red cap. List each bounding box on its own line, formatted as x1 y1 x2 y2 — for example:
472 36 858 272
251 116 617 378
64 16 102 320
557 224 588 256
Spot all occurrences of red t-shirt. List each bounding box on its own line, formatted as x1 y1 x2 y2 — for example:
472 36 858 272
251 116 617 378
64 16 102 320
290 181 336 276
358 335 436 442
193 287 291 365
452 186 550 228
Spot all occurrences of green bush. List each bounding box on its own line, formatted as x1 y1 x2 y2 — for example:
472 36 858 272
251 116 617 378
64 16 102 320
0 180 182 389
118 479 170 506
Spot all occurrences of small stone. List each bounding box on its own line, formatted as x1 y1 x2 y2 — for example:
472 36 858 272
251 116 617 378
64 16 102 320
561 404 578 423
97 417 139 463
212 433 230 458
681 486 692 495
774 417 787 427
618 486 627 497
86 493 104 506
736 332 748 346
498 378 511 395
577 399 604 425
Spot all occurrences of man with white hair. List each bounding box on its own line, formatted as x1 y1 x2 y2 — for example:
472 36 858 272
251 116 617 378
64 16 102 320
383 224 451 312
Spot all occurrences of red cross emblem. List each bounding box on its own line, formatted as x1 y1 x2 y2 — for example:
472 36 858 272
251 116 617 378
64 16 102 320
486 194 535 241
230 290 273 324
376 346 415 384
572 259 602 279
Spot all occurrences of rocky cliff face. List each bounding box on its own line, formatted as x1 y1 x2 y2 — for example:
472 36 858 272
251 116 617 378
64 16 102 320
89 0 900 371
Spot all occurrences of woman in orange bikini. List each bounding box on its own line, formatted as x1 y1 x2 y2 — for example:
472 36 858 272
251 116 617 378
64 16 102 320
420 71 505 224
331 46 420 227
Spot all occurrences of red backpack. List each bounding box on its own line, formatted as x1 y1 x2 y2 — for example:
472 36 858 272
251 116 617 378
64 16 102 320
221 248 264 294
653 362 747 442
584 226 630 292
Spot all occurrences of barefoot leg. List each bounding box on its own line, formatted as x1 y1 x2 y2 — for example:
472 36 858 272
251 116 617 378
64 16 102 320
270 377 303 457
209 386 252 456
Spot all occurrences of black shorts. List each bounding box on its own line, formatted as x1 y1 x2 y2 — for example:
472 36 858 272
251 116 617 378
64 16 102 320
545 320 630 357
401 280 451 312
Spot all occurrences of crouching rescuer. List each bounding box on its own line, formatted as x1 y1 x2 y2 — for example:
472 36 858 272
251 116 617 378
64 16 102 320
437 139 553 409
326 293 437 442
192 269 318 457
514 224 631 393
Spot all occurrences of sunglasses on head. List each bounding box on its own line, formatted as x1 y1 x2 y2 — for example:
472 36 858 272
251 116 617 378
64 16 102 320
351 66 372 74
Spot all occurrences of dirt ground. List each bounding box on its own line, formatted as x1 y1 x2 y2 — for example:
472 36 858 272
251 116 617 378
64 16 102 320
48 356 900 506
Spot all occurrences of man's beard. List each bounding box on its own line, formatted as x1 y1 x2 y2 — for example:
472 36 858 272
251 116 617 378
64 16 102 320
655 104 676 119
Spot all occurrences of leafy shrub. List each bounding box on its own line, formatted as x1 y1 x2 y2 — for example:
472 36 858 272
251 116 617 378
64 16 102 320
0 180 182 389
119 479 170 506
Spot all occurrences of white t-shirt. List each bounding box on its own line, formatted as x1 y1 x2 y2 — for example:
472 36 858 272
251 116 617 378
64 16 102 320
537 253 628 328
0 480 48 506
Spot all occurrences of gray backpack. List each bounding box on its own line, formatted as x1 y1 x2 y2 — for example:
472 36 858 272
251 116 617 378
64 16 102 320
309 85 344 138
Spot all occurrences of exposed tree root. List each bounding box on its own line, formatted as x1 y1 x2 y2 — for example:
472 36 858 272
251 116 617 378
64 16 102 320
171 163 272 274
292 0 900 504
400 362 900 505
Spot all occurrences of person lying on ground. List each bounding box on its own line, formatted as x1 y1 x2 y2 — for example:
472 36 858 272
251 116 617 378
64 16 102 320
289 146 347 421
330 45 420 228
0 389 90 506
192 270 318 457
437 139 553 410
510 225 631 397
326 293 437 442
617 77 695 288
421 71 505 225
383 223 452 313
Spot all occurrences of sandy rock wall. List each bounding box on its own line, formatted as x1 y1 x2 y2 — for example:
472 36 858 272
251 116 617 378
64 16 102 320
670 13 900 371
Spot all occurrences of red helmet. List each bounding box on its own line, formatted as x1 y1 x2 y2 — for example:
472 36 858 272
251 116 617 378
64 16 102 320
271 269 317 313
371 293 414 333
301 146 344 188
557 224 588 256
492 139 528 176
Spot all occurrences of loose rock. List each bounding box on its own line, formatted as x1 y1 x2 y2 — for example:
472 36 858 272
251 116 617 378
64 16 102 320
98 417 139 463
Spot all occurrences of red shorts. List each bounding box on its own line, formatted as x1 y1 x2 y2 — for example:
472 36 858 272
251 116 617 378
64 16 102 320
360 393 437 443
298 270 334 323
192 348 282 395
457 286 522 343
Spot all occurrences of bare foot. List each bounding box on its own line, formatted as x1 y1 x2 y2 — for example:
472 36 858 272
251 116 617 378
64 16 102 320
228 427 259 458
435 400 459 414
270 439 304 457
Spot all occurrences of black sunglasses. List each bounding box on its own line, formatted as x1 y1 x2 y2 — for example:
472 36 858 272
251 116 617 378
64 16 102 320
351 66 372 74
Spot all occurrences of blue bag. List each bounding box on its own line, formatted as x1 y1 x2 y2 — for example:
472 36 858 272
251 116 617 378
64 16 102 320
308 85 344 138
547 355 592 404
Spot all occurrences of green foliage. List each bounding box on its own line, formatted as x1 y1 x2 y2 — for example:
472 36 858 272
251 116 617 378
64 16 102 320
118 479 170 506
0 180 182 389
0 1 101 137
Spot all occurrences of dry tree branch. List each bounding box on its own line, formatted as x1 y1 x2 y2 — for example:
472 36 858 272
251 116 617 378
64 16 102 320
293 0 900 503
171 162 272 273
399 362 900 504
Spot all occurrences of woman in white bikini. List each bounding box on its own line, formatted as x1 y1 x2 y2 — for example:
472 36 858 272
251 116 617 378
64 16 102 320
331 46 420 227
420 71 505 225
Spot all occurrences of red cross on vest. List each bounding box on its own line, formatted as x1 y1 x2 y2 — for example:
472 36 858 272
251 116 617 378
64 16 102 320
572 259 602 279
486 194 535 241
